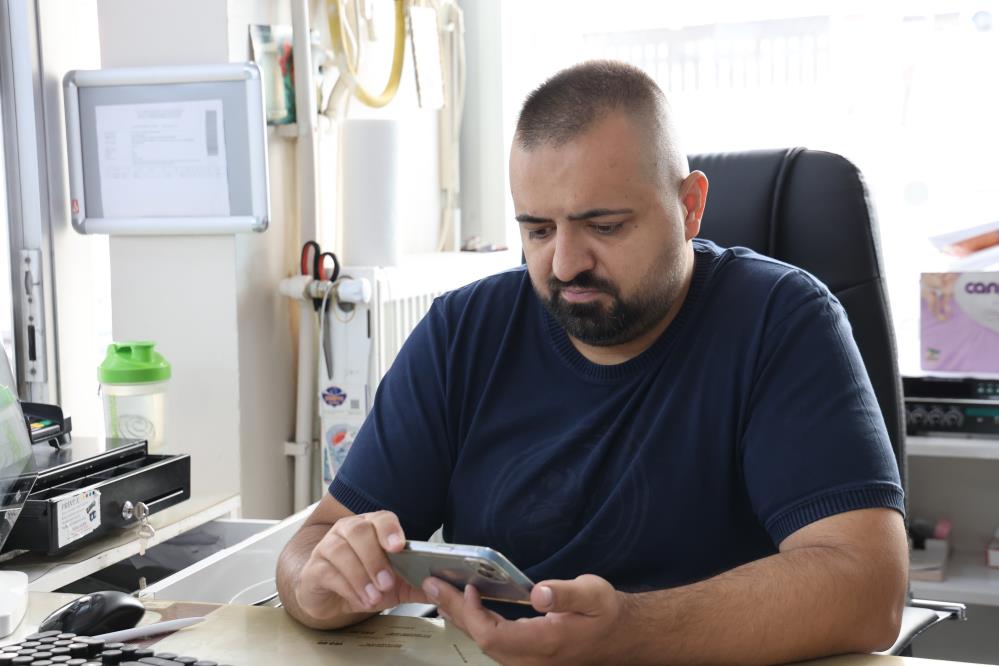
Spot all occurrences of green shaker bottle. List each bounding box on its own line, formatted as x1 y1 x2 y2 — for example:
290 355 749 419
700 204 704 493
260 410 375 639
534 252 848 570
99 342 171 451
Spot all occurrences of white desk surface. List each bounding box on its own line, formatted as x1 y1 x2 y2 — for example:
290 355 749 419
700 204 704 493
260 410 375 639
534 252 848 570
1 593 987 666
0 492 240 592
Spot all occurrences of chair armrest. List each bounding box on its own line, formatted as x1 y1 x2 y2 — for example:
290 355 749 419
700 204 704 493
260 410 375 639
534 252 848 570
908 598 968 621
876 600 967 656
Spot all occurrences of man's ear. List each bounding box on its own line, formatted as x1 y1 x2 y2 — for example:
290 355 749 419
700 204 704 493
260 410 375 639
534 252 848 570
679 171 708 240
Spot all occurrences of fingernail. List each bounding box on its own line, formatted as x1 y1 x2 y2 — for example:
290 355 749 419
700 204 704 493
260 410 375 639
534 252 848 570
423 580 439 599
365 583 380 605
377 569 394 590
439 610 451 621
387 533 403 549
538 585 553 608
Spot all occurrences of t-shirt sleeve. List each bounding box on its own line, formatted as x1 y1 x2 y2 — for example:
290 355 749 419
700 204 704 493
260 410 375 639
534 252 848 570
328 301 452 539
741 274 905 545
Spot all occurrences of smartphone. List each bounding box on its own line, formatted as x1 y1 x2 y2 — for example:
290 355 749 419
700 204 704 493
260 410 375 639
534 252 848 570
387 540 535 605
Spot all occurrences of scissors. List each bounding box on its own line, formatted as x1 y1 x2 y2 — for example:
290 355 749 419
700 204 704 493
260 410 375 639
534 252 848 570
300 240 341 311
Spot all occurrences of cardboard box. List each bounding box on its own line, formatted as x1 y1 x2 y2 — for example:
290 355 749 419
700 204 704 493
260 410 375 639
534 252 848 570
921 272 999 372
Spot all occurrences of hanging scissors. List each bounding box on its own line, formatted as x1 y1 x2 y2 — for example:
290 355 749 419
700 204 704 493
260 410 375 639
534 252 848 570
300 240 341 311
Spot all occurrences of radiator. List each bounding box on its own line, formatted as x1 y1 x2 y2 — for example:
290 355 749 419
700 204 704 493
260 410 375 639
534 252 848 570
319 251 521 488
345 250 521 388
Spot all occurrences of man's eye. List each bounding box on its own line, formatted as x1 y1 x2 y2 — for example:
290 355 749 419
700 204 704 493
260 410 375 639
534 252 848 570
528 228 553 240
592 223 623 235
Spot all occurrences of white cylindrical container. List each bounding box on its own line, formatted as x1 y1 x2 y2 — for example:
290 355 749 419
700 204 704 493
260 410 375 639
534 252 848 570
339 116 441 265
340 118 405 267
340 118 426 266
98 342 171 452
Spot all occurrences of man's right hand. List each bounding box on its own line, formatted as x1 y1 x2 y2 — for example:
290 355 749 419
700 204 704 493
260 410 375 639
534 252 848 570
294 509 431 622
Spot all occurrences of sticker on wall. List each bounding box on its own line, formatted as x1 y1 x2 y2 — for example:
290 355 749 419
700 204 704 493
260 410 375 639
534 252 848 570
323 423 358 484
322 386 347 407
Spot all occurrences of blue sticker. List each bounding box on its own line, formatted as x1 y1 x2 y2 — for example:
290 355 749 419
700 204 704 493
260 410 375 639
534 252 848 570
322 386 347 407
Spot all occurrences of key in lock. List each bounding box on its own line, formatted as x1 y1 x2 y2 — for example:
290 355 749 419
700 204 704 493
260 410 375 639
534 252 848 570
122 500 157 556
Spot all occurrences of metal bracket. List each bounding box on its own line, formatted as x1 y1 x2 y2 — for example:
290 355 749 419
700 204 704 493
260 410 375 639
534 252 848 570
284 440 311 457
18 249 46 383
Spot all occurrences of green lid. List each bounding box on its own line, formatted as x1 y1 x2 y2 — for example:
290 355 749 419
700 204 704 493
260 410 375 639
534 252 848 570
0 385 14 408
98 341 171 384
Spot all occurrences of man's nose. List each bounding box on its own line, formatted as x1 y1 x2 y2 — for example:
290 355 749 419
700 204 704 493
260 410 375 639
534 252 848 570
551 228 595 283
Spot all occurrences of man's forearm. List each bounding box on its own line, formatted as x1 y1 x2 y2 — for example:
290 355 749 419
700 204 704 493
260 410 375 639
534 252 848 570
276 523 374 629
618 545 905 665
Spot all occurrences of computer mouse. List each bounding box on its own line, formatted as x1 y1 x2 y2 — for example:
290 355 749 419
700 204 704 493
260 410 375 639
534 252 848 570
38 590 145 635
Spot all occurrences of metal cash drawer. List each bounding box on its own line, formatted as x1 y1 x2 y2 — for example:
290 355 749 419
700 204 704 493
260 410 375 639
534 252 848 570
137 508 309 604
4 439 190 556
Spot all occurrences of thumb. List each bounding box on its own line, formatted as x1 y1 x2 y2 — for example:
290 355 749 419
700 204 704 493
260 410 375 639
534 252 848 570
531 574 613 616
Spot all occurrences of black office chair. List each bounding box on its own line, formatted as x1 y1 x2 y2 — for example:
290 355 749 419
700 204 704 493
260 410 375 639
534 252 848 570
688 148 966 656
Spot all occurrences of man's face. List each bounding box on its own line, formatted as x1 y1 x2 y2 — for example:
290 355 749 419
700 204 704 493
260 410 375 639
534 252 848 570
510 112 697 348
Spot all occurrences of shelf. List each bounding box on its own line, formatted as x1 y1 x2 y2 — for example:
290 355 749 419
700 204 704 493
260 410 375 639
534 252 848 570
0 493 241 592
907 434 999 460
267 116 335 139
911 549 999 606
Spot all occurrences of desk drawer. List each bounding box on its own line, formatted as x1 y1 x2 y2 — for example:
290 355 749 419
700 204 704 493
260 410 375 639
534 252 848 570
5 452 190 556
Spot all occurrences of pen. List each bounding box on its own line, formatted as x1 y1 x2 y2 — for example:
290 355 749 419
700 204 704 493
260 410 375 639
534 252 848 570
91 616 206 642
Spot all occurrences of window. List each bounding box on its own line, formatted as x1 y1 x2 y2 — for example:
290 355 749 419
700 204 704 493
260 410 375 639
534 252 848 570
499 2 999 376
0 98 15 375
2 0 106 429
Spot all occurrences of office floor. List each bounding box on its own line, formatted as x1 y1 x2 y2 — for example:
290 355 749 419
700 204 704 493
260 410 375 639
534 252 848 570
910 603 999 664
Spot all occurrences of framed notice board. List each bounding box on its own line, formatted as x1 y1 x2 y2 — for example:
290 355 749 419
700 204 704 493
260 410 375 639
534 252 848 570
64 63 269 235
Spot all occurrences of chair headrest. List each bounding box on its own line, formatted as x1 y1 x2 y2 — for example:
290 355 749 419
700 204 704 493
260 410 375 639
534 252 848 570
689 148 884 295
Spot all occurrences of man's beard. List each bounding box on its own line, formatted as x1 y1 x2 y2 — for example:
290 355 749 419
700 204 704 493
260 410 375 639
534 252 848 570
539 261 682 347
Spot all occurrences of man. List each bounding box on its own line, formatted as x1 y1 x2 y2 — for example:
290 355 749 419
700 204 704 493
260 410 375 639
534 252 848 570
277 60 907 665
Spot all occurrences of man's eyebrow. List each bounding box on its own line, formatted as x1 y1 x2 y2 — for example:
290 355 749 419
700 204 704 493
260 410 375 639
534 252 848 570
515 208 634 224
567 208 634 221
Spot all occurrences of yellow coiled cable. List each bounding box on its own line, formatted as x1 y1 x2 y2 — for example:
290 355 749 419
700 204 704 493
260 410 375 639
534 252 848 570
328 0 406 108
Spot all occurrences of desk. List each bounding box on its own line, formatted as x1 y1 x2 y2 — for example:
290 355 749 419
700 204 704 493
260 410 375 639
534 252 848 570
0 492 240 591
2 593 988 666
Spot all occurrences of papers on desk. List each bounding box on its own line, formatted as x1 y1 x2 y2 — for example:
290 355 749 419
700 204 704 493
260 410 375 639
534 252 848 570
146 601 496 665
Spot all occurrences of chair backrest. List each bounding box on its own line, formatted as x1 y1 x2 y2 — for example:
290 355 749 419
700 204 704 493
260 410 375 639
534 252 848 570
688 148 906 489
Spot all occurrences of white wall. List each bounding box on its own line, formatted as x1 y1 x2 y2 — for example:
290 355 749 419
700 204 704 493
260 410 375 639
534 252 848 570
97 0 296 518
457 0 508 248
229 1 298 520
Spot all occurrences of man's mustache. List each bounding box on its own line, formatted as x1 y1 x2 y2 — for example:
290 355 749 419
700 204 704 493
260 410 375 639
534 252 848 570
548 271 617 295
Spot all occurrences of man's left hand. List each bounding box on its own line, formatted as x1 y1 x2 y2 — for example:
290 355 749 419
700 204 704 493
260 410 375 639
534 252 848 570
423 573 627 665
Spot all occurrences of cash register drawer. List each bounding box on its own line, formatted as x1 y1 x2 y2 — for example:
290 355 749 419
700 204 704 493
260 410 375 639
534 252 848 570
138 507 309 604
4 439 191 556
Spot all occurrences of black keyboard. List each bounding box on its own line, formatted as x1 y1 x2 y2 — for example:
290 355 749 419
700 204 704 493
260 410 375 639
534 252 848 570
0 631 233 665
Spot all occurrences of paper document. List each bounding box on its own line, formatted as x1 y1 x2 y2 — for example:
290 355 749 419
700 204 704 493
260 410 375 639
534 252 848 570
96 100 231 218
147 603 497 665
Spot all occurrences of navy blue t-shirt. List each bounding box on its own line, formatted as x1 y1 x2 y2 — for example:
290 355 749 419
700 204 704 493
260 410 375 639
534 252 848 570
330 239 904 612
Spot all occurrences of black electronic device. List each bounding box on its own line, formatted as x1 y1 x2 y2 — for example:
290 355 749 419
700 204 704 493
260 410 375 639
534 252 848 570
1 631 236 664
1 438 191 556
903 375 999 436
21 401 73 449
38 590 144 635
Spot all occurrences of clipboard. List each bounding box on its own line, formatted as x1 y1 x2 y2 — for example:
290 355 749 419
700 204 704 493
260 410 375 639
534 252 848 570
64 63 270 235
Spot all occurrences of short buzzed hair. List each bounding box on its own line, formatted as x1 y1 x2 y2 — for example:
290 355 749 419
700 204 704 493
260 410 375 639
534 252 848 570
514 60 687 186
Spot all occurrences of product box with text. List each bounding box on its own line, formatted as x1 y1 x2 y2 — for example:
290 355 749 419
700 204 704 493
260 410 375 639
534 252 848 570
921 271 999 372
